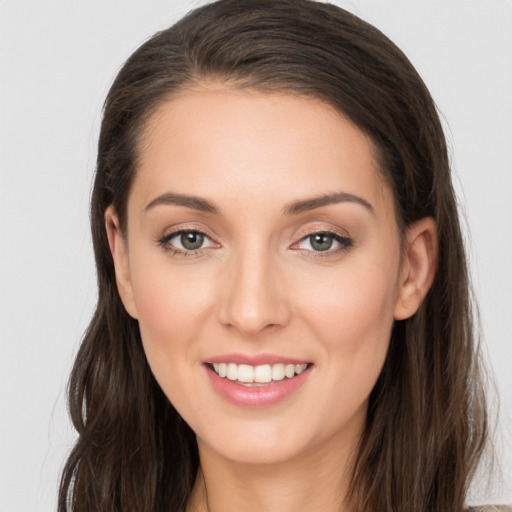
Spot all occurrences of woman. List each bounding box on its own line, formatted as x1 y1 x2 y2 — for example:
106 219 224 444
58 0 502 511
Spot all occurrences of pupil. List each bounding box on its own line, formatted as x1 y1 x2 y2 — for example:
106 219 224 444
311 234 333 251
181 232 204 250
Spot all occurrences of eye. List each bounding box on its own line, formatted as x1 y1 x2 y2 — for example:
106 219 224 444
293 231 352 254
158 229 217 254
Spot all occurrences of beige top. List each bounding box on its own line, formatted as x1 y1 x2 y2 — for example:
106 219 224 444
468 507 512 512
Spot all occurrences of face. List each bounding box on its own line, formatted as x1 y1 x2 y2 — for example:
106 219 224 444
107 85 433 467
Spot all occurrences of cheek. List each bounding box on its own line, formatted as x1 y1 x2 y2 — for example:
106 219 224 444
128 256 216 381
294 250 400 398
132 254 212 326
295 276 395 449
301 261 398 345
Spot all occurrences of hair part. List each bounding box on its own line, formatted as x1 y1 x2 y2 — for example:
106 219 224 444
59 1 488 511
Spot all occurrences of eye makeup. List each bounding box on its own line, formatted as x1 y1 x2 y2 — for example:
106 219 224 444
155 224 354 260
291 230 353 257
156 228 219 257
286 223 355 262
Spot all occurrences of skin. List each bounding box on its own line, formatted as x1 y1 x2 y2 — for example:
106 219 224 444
106 85 437 512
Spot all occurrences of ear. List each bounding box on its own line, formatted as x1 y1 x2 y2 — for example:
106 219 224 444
105 206 138 319
394 217 438 320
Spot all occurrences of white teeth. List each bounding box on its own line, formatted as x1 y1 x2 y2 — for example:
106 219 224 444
237 364 254 383
271 363 285 381
254 364 272 383
211 362 309 383
284 364 295 379
295 364 307 375
227 363 238 380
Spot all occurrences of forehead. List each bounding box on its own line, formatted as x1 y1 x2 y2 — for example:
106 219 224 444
131 86 393 218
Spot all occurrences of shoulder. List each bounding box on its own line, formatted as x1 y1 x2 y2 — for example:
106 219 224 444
467 507 512 512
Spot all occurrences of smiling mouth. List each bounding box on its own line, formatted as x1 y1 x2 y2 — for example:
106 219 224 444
208 362 310 386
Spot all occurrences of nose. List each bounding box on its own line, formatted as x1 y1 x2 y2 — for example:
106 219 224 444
218 244 290 336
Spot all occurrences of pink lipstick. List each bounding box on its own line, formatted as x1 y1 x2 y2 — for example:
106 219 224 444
203 354 313 408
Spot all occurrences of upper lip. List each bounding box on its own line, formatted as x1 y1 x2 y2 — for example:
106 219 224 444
203 353 311 366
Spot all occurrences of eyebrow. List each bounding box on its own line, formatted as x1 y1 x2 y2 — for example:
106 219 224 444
144 191 374 216
283 192 375 215
144 192 220 214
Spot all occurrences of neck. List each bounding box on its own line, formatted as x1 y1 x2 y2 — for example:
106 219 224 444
187 432 359 512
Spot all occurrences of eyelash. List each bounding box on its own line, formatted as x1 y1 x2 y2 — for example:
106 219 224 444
291 230 353 257
156 228 353 257
156 229 218 257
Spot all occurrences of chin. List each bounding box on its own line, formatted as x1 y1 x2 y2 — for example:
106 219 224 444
197 425 310 465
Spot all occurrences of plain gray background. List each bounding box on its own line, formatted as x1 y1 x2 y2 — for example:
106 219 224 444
1 0 511 510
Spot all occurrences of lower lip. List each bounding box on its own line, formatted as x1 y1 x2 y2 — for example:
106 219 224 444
205 365 312 408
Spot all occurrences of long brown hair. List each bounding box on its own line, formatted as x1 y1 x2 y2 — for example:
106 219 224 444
59 1 488 510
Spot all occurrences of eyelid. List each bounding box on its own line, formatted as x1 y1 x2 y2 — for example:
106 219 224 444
156 224 221 255
290 226 353 255
155 223 353 257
